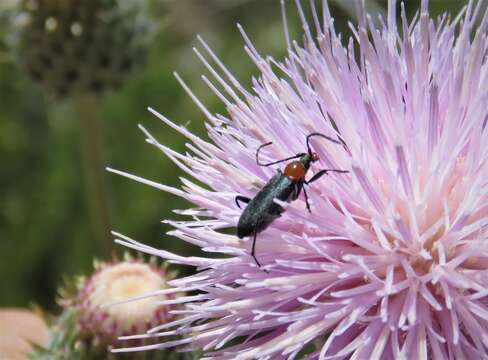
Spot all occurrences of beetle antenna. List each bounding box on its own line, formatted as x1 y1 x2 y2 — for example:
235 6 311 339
306 132 341 155
256 142 305 167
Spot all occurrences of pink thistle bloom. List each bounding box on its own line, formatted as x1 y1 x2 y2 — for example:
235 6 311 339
75 259 175 342
109 0 488 358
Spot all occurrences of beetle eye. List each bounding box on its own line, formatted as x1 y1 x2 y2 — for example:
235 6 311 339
312 152 319 161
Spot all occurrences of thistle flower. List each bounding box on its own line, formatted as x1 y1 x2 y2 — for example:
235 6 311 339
32 258 177 360
110 0 488 358
74 259 174 342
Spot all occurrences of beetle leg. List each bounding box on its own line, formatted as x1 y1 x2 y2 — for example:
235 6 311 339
251 224 262 267
293 181 311 212
306 169 328 184
235 195 251 209
306 168 349 184
293 182 303 200
302 184 312 213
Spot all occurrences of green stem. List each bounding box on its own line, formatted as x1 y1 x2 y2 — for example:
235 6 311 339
76 94 111 257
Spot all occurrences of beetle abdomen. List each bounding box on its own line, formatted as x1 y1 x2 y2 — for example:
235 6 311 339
236 172 295 238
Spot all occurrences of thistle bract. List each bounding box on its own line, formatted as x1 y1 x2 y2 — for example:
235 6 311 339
111 0 488 358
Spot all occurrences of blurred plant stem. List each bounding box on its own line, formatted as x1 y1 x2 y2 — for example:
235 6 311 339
76 94 111 257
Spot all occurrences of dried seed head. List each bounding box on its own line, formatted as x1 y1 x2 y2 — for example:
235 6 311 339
11 0 153 98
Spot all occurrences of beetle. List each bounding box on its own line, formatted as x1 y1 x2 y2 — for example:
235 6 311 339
235 132 348 267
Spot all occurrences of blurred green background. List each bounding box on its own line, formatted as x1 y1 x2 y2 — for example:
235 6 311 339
0 0 469 312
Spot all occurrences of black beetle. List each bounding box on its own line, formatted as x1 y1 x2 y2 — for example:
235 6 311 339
235 133 348 267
